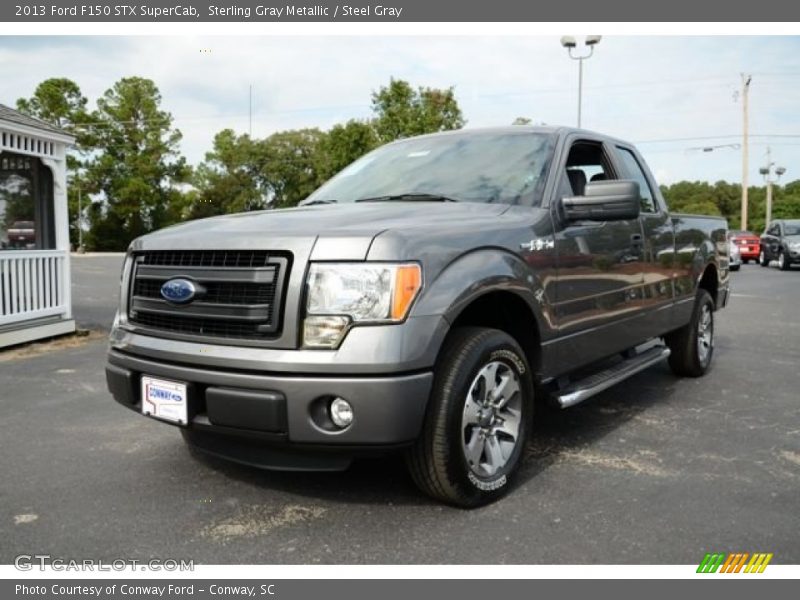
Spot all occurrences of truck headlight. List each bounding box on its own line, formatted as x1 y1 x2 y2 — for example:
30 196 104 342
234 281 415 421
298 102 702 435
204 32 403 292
303 263 422 348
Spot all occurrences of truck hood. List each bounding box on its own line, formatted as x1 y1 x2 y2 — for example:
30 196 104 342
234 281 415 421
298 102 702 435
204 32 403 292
129 202 512 259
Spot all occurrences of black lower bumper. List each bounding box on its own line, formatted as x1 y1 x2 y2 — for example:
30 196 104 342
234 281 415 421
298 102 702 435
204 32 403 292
105 349 433 471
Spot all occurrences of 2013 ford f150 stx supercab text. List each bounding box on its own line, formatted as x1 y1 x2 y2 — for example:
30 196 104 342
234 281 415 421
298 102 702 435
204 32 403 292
106 127 730 506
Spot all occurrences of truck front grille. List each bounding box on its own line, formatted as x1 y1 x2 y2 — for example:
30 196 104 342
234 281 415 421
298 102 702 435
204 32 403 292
127 250 290 342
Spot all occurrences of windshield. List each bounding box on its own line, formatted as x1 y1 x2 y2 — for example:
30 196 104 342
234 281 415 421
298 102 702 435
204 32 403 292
305 131 555 206
785 223 800 236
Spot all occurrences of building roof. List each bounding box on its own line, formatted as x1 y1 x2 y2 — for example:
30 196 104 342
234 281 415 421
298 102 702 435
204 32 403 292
0 103 74 138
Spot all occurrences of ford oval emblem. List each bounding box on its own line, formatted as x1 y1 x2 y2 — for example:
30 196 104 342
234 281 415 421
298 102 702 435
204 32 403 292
160 278 196 304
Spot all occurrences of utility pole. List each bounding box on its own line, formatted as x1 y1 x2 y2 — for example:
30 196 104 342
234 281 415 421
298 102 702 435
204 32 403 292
741 74 752 230
248 84 252 137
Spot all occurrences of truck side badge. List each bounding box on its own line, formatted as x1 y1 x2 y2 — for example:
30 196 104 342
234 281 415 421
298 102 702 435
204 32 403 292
520 238 555 251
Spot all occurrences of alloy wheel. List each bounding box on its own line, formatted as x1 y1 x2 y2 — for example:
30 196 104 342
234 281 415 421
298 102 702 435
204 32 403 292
697 303 713 366
461 361 522 478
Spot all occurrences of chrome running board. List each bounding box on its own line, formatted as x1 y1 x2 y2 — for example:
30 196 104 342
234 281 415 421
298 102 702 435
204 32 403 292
552 346 671 409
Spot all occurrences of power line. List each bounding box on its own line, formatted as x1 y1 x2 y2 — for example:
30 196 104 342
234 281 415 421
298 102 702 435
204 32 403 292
635 134 800 144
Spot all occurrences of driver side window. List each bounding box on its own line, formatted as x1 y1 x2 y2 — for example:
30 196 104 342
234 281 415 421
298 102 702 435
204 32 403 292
564 140 615 197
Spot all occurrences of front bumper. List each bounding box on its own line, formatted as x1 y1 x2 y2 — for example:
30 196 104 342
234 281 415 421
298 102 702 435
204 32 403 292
106 348 433 470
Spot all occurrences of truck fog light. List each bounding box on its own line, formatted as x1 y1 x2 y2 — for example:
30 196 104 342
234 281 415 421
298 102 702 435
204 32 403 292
329 397 353 429
303 315 350 348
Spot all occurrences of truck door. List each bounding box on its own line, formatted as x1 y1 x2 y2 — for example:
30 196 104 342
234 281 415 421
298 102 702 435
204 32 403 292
549 137 646 368
615 144 676 338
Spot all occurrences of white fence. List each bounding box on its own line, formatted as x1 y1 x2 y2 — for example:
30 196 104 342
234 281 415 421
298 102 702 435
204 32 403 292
0 250 68 327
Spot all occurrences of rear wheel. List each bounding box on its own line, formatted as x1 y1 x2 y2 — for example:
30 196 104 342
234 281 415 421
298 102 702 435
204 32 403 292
665 290 715 377
778 251 791 271
407 327 532 507
742 258 749 264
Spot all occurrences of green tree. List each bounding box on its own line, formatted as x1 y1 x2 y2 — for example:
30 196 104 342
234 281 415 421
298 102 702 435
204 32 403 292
371 78 465 143
16 78 90 133
257 128 327 208
84 77 188 250
191 129 265 219
317 119 379 181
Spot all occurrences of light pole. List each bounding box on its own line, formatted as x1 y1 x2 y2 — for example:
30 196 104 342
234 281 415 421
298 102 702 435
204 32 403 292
685 143 741 154
759 146 786 228
560 35 602 128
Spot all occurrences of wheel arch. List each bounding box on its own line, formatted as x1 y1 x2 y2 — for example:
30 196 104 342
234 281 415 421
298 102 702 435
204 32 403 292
411 248 549 379
447 289 544 376
698 262 719 307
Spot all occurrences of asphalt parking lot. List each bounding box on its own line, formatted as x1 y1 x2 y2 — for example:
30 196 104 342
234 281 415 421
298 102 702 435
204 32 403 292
1 255 799 564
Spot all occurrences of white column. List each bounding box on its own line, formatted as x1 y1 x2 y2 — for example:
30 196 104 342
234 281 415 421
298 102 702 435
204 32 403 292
41 147 72 320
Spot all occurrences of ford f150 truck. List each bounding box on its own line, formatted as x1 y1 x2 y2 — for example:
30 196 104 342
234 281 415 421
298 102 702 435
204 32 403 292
106 127 730 506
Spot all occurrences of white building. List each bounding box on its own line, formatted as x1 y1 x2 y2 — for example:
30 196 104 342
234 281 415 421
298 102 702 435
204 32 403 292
0 104 76 348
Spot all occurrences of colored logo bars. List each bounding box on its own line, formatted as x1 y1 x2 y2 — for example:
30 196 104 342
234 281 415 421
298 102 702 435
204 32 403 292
697 552 773 573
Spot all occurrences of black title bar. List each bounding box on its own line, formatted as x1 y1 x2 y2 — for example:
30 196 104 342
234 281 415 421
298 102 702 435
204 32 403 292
5 0 800 22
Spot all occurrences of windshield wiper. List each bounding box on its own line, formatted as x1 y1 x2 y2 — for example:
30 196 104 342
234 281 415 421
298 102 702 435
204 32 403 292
355 193 460 203
299 199 337 206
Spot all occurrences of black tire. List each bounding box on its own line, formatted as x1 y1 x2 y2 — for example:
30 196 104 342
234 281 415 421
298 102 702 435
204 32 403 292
778 250 791 271
665 289 715 377
406 327 533 507
742 259 749 264
759 250 769 267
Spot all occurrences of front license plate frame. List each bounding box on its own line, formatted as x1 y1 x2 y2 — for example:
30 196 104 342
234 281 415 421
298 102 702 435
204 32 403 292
141 375 188 425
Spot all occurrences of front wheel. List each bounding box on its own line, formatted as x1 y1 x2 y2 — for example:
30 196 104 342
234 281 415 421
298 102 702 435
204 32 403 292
759 250 769 267
665 290 715 377
778 251 791 271
407 327 532 507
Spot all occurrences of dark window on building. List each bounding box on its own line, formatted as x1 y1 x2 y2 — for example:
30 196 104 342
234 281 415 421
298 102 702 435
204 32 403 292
0 151 55 250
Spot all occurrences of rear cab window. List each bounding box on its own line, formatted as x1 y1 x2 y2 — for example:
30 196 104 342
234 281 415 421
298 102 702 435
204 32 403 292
616 146 658 213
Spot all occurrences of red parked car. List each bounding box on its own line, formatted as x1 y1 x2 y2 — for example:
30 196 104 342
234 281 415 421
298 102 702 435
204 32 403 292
727 230 760 263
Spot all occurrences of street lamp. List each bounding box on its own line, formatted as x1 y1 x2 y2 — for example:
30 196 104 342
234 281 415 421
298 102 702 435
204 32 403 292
560 35 602 128
759 146 786 227
685 143 741 154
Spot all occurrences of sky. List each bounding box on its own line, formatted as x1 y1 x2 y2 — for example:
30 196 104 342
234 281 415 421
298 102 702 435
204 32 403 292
1 35 800 185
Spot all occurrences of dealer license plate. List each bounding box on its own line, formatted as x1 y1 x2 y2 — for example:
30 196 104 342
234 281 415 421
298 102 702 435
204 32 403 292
141 376 188 425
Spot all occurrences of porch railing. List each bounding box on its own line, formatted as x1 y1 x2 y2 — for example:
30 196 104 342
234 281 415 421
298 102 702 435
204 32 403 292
0 250 68 327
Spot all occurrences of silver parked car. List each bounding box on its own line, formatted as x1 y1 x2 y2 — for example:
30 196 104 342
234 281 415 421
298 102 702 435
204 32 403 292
729 239 741 271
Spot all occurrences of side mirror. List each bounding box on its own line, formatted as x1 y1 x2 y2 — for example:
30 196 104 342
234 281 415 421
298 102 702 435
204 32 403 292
561 180 641 221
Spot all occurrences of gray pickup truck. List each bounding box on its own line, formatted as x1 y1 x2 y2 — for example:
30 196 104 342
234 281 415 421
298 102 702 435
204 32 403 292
106 126 730 506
